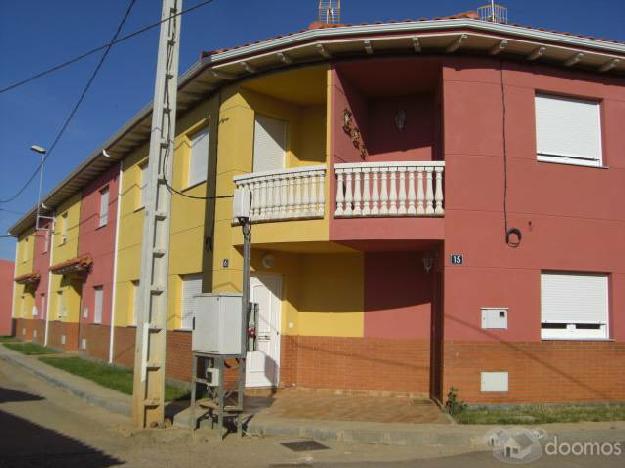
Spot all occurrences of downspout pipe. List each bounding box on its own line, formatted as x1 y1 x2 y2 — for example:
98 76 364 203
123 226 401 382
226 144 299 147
43 214 55 346
108 160 123 364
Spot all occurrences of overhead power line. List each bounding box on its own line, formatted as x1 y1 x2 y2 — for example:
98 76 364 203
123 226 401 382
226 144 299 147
0 0 138 205
0 0 217 96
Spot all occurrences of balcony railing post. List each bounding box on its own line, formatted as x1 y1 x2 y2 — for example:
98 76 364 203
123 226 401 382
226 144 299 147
371 168 379 215
344 171 353 216
380 168 389 215
425 166 434 215
318 171 325 217
398 166 407 215
407 167 417 215
353 169 362 216
434 166 444 215
335 169 344 216
362 167 371 216
388 168 398 215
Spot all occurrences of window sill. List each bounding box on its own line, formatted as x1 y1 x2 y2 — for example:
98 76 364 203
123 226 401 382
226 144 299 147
541 338 613 342
537 157 608 169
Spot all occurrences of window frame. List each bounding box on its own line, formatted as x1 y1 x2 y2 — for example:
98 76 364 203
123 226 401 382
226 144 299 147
534 93 603 168
137 162 148 210
93 286 104 324
541 271 609 341
187 127 210 188
59 213 68 245
98 186 110 227
180 274 202 330
131 279 140 326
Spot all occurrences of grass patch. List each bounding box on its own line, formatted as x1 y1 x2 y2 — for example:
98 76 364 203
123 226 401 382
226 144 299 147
455 404 625 425
3 342 58 355
39 356 188 401
0 336 16 342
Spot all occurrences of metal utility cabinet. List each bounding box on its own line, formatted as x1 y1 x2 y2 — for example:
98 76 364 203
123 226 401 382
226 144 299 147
190 293 254 438
192 293 244 354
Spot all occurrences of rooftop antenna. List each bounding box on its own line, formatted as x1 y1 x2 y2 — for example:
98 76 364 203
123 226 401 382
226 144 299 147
319 0 341 24
478 1 508 24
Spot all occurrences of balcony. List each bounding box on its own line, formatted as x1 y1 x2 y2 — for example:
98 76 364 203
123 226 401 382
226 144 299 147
334 161 444 218
233 166 327 223
233 161 444 224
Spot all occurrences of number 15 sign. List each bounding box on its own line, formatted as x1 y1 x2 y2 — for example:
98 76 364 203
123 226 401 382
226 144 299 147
450 254 463 265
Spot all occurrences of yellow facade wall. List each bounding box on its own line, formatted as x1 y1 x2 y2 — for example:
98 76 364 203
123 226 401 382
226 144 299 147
113 97 219 330
212 77 330 295
49 194 82 324
113 142 149 327
247 250 364 337
12 229 36 319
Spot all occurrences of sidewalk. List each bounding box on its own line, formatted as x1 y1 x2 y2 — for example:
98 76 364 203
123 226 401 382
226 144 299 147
0 344 130 416
2 343 624 450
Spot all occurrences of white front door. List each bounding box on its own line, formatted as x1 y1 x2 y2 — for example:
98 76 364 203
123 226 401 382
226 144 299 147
246 274 282 387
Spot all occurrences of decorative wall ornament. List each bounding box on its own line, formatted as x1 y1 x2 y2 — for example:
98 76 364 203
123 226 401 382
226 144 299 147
394 109 407 131
342 109 367 159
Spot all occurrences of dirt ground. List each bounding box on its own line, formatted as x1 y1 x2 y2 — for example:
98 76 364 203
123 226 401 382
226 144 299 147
1 357 624 467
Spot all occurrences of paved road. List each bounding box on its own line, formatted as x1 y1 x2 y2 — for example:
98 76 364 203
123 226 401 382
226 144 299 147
0 356 624 467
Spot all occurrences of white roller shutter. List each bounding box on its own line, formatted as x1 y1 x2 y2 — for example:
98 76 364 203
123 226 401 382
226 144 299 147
99 188 109 226
94 287 104 323
181 274 202 329
535 94 602 167
253 115 286 173
188 128 210 186
541 273 607 324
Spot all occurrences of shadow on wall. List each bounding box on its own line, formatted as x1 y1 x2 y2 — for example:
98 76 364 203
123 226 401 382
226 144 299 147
446 314 615 400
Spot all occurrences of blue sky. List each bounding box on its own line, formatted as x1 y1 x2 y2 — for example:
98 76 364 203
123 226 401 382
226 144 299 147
0 0 623 260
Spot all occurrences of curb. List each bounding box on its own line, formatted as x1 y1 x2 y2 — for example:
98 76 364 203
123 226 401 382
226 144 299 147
0 348 131 417
245 416 483 447
173 407 486 447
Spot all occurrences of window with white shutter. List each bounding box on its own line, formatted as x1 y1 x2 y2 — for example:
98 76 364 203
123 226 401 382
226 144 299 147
541 272 608 339
131 280 139 325
188 128 210 187
180 274 202 330
99 187 109 227
138 163 148 209
56 291 65 319
535 94 602 167
94 286 104 323
253 115 286 173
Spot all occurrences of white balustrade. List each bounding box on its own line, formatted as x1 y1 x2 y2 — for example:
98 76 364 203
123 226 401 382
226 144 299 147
234 166 326 222
334 161 445 218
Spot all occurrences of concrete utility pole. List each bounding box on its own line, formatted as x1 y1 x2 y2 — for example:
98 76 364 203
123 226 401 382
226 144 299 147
132 0 182 428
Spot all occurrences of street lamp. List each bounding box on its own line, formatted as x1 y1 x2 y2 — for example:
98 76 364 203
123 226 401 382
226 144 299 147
30 144 50 231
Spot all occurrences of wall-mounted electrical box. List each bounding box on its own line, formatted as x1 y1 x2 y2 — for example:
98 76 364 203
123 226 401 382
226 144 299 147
481 308 508 329
481 371 509 392
192 293 244 355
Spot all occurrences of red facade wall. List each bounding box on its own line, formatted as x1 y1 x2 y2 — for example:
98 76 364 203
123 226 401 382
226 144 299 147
330 61 444 243
78 163 120 331
441 57 625 402
0 260 14 335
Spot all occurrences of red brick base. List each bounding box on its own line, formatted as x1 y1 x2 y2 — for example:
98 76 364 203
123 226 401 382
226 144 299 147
112 326 136 368
444 341 625 403
14 318 45 345
47 321 80 351
280 335 431 395
81 324 111 362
